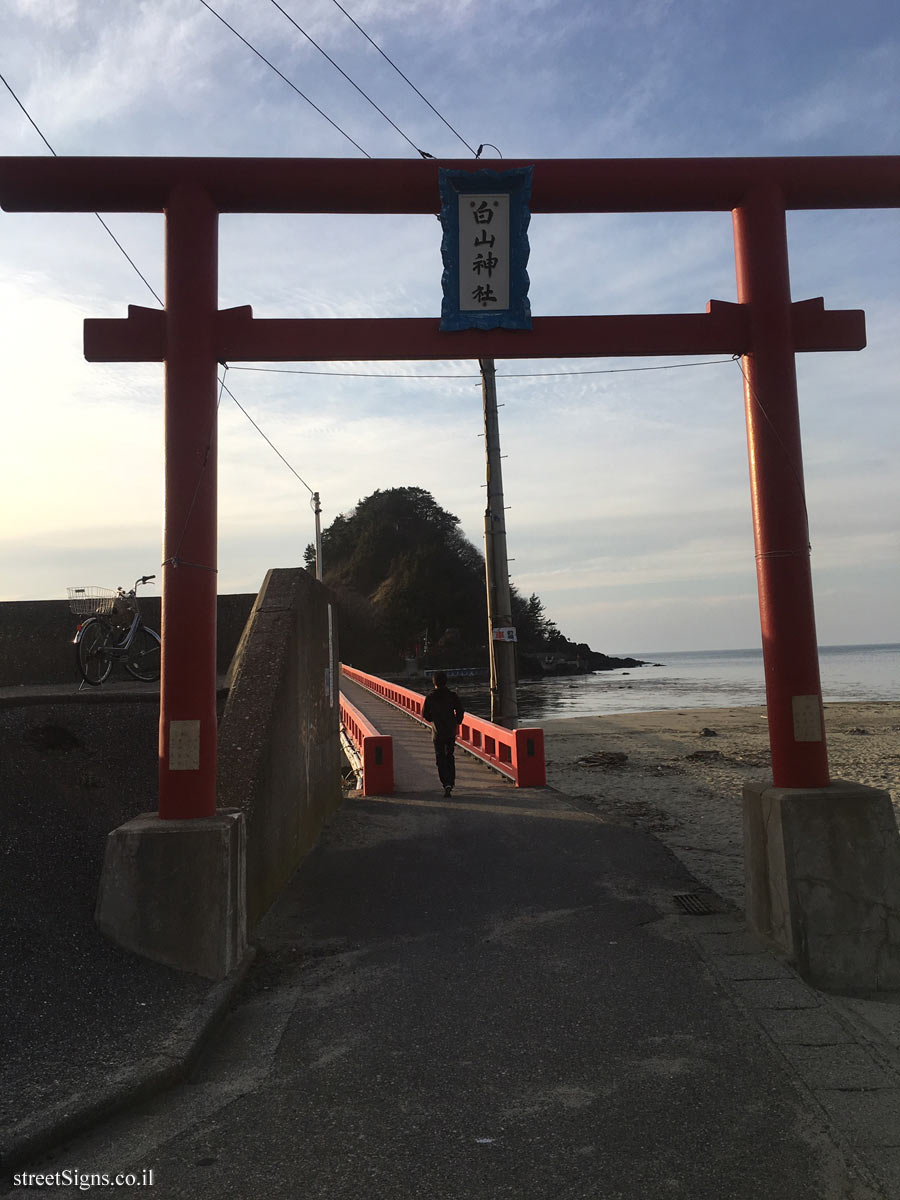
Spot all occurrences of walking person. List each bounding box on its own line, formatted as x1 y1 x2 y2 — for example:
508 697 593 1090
423 671 464 796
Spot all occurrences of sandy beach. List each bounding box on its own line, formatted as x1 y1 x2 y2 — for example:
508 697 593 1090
542 702 900 908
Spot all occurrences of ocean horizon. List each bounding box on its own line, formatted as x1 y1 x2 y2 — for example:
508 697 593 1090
468 642 900 723
627 642 900 660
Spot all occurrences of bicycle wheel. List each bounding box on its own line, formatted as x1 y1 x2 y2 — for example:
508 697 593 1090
124 625 161 681
76 618 114 685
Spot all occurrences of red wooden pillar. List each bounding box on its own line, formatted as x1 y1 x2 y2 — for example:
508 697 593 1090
159 183 219 818
733 184 829 787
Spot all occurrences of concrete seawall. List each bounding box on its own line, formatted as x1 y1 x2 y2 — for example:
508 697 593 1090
218 568 342 927
0 594 255 687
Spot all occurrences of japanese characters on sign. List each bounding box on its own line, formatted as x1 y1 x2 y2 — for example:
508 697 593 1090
459 194 510 311
492 627 517 642
439 166 532 331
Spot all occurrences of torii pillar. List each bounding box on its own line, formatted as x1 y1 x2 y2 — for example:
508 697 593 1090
159 182 219 820
733 183 828 787
94 183 242 981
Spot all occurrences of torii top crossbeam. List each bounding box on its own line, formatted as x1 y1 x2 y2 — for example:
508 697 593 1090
2 153 898 818
1 154 898 212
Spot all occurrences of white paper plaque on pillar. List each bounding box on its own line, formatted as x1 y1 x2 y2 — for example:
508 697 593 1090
792 695 823 743
170 719 201 770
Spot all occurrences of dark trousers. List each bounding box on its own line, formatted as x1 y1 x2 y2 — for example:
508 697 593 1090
434 737 456 787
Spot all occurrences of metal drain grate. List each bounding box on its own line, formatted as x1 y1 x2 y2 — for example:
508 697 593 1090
672 891 718 915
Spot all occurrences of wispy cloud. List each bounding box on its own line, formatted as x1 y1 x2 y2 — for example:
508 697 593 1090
774 41 900 148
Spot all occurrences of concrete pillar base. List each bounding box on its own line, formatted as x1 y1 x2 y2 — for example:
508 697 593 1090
95 810 247 981
744 779 900 992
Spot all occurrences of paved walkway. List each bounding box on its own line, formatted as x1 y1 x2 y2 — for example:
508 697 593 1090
3 683 900 1197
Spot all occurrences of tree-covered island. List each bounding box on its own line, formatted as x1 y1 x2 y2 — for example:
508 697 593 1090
305 487 648 678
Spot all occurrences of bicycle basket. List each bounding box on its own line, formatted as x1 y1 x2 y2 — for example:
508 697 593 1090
67 586 117 616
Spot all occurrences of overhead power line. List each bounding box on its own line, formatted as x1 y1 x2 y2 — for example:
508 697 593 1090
0 70 164 305
207 0 473 161
221 377 314 494
328 0 478 156
95 220 163 307
228 358 736 381
266 0 433 158
0 67 315 496
198 0 370 157
0 69 55 154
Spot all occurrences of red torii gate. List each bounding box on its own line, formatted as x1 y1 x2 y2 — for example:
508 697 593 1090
2 155 897 819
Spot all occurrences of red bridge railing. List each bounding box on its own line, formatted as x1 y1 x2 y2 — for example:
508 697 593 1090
339 692 394 796
341 665 546 788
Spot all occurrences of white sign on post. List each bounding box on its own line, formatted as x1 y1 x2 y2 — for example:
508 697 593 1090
492 627 517 642
169 719 201 770
458 194 510 312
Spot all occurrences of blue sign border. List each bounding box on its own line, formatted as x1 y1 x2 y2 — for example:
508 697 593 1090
439 165 533 332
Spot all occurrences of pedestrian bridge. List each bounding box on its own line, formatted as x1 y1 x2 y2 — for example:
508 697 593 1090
339 665 546 796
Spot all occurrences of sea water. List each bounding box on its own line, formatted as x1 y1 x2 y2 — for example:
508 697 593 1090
464 643 900 723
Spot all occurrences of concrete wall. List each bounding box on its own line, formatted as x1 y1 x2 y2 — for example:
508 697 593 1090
0 594 255 687
217 567 342 928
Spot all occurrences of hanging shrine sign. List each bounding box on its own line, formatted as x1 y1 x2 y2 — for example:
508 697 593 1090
439 165 533 331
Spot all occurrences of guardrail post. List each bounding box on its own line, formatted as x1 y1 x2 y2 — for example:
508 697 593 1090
514 728 546 788
361 735 394 797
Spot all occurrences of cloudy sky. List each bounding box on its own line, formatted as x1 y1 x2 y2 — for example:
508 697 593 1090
1 0 897 653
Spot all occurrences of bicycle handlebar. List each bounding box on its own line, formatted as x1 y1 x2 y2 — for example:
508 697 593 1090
130 575 156 592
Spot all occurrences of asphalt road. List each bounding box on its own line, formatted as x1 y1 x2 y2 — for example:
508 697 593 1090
4 683 897 1199
12 774 879 1199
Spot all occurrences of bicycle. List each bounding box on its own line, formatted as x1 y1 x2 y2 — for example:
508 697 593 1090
67 575 161 686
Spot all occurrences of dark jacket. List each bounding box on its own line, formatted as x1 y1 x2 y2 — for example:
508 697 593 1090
423 686 464 741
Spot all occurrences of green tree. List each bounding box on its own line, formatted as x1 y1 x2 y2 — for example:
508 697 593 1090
315 487 571 673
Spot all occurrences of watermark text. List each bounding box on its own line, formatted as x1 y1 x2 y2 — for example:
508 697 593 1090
12 1169 154 1191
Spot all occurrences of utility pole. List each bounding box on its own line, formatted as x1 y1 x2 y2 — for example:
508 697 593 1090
480 357 518 729
312 491 323 581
